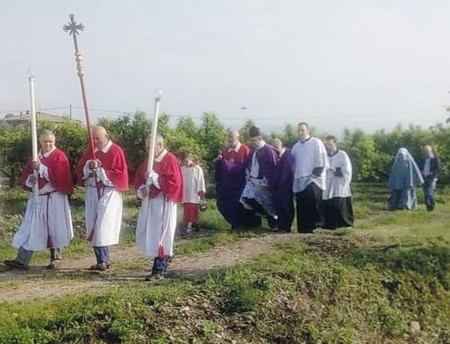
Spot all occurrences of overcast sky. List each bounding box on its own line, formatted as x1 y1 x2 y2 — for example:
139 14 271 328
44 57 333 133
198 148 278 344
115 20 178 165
2 0 450 135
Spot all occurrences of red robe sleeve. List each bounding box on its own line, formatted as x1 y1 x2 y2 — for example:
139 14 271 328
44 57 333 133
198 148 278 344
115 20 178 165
20 159 35 191
76 150 92 186
99 144 129 192
21 149 73 194
156 153 184 202
135 154 183 202
76 143 129 192
43 149 74 194
133 160 148 190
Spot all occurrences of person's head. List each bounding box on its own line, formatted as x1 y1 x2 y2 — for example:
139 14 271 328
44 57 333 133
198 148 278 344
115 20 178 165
145 133 165 157
227 130 240 147
39 129 56 153
271 138 283 153
324 135 338 155
297 122 310 141
183 152 194 166
92 126 109 149
423 145 434 158
248 126 263 149
397 148 408 161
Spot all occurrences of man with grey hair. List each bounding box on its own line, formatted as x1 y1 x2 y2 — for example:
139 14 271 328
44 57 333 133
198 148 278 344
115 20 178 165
216 130 260 228
4 130 74 269
134 134 183 280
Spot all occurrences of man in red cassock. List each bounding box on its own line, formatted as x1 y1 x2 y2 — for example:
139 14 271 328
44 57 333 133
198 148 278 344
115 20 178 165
4 129 74 269
134 134 183 280
76 126 129 271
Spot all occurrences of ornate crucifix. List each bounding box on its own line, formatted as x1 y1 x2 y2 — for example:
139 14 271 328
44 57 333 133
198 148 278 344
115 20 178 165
63 14 95 157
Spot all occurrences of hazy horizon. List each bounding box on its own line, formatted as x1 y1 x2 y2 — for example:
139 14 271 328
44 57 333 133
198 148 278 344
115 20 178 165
2 1 450 136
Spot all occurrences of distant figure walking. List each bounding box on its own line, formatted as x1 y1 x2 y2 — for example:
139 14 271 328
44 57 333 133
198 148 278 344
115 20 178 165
291 122 328 233
322 136 354 229
240 126 278 230
181 152 206 236
215 130 260 229
387 147 423 211
271 138 294 232
418 145 440 211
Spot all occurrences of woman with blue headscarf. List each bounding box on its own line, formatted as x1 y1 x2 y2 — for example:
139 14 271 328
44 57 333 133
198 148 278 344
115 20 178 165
387 147 424 211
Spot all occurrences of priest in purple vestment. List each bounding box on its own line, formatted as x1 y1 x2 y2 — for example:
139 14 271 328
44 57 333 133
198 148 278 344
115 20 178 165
240 126 279 230
271 138 295 232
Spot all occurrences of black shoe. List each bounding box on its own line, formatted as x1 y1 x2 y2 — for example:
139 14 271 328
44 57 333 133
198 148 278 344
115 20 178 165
4 260 28 270
279 228 292 233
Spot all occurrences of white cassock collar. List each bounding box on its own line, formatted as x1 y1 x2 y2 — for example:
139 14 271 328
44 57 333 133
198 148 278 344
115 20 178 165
256 141 266 150
154 149 168 162
228 142 242 153
39 146 56 158
95 140 113 153
301 136 312 144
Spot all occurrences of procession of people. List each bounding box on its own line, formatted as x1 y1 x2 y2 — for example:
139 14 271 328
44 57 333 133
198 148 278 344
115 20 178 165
2 121 439 279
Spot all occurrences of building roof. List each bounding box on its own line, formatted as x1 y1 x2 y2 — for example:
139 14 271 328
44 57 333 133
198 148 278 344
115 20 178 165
0 111 81 125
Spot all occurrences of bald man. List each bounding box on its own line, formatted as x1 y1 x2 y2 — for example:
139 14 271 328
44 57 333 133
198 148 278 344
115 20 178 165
76 126 129 271
134 134 183 280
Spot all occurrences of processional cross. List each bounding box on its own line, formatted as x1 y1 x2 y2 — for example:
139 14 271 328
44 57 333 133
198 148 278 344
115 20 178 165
63 14 95 156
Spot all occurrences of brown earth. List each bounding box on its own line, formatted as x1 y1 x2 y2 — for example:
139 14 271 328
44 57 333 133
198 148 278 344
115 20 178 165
0 232 300 302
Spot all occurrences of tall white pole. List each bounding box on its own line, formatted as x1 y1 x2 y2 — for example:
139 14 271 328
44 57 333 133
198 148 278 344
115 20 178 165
28 68 39 200
147 89 162 173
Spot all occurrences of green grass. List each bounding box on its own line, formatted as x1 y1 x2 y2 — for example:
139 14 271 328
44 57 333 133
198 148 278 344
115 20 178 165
0 184 449 342
0 232 448 343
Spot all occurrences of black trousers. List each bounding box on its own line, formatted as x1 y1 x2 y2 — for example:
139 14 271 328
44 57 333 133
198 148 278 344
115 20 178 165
295 183 323 233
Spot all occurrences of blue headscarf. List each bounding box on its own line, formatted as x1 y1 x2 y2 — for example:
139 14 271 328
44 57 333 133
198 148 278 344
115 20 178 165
388 147 424 190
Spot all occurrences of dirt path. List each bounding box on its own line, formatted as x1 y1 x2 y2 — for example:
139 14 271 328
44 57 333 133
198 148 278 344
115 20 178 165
0 233 299 302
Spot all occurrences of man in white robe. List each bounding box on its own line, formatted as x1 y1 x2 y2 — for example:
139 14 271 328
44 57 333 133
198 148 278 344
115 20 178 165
291 122 328 233
134 134 183 280
322 136 354 229
76 126 129 271
4 130 74 269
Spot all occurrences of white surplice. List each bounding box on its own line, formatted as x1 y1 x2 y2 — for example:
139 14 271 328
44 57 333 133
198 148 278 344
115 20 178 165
323 150 352 200
12 150 73 251
291 137 328 193
81 141 123 247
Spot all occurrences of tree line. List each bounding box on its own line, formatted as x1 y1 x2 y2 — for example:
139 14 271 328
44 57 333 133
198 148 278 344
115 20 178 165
1 111 449 187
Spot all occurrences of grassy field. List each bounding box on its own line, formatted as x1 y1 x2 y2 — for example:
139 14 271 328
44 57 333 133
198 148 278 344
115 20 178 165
0 184 449 343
